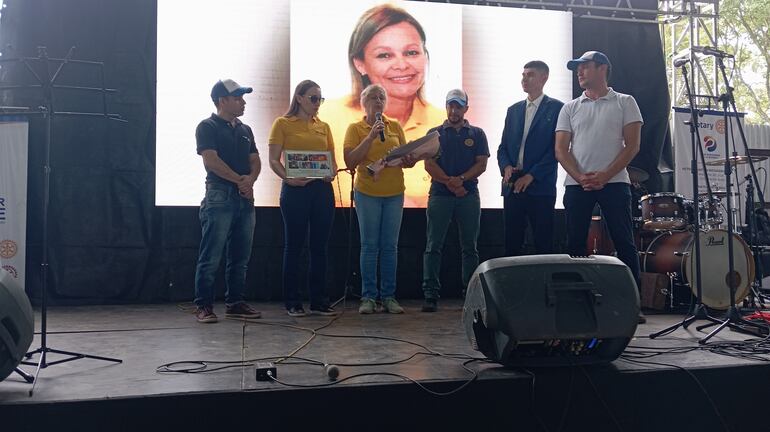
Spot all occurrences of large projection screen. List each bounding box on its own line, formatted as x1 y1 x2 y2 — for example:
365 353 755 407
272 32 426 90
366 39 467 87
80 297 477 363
157 0 572 208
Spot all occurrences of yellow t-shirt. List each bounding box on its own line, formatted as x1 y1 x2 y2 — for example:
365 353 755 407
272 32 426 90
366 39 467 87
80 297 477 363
268 116 334 152
344 116 407 197
320 95 445 207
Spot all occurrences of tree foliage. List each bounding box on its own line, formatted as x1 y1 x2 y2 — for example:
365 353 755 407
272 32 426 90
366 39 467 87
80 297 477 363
719 0 770 124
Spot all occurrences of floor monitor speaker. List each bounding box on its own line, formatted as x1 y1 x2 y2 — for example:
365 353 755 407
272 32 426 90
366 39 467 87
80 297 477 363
0 269 34 381
463 255 638 367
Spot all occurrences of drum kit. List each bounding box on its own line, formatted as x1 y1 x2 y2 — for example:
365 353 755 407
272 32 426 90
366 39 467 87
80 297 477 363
648 50 768 341
587 157 767 312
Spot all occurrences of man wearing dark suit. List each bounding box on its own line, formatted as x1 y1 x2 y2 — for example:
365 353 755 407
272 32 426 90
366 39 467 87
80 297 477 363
497 60 564 256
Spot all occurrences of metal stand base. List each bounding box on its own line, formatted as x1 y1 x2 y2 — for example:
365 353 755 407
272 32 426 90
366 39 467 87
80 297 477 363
21 347 122 396
695 305 769 344
649 303 721 339
14 367 34 383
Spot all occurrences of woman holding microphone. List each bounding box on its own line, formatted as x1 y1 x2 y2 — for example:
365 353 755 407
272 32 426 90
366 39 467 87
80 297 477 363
344 84 415 314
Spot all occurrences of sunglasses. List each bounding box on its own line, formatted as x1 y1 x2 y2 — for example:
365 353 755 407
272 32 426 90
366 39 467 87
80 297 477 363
308 95 325 104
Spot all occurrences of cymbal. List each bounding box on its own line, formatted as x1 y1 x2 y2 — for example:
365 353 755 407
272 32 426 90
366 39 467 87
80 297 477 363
627 166 649 183
704 155 768 166
698 190 729 198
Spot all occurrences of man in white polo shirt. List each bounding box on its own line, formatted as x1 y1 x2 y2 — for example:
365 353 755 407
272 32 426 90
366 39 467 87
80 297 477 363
554 51 644 322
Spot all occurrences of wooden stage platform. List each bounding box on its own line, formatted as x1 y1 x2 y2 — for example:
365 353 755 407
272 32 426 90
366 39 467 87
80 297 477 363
2 299 769 431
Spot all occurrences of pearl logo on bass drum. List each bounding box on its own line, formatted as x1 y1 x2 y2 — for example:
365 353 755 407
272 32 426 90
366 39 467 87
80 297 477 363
706 235 725 246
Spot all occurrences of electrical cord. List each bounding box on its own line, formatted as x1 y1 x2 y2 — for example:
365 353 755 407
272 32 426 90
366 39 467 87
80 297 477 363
159 309 489 397
578 366 625 432
626 330 770 362
757 166 767 198
520 368 554 432
267 358 482 397
156 355 323 374
618 356 730 432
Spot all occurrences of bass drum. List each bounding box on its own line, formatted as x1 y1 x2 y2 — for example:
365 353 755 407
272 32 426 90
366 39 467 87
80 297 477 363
642 229 754 309
586 215 614 256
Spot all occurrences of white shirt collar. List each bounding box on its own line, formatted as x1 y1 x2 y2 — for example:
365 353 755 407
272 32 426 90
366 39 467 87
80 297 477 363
579 87 617 102
527 93 545 109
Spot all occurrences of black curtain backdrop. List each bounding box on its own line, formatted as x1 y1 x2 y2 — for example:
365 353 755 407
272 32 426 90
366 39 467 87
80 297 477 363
0 0 670 305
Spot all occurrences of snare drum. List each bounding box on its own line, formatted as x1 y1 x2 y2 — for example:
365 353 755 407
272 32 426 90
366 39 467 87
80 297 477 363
641 229 754 309
640 193 688 231
698 198 723 228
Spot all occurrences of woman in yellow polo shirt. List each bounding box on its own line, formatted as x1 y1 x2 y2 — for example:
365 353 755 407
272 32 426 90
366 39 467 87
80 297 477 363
268 80 337 317
344 84 414 315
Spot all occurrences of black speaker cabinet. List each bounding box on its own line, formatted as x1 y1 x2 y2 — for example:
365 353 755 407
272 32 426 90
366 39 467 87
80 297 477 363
0 269 34 381
463 254 638 367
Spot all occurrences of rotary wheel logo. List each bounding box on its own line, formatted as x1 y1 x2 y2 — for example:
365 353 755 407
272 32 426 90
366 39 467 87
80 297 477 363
715 119 726 135
703 136 718 152
2 265 18 278
0 239 17 259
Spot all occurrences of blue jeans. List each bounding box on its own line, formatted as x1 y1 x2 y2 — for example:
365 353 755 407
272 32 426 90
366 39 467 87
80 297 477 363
194 182 256 307
280 180 335 309
422 192 481 300
563 183 640 288
354 190 404 300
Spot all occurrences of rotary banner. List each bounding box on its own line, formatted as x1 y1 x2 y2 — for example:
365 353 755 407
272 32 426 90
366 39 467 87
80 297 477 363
0 117 28 289
672 107 745 199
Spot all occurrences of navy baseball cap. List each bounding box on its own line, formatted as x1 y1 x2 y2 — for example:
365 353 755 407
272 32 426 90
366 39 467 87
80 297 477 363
567 51 611 70
211 79 253 102
446 89 468 107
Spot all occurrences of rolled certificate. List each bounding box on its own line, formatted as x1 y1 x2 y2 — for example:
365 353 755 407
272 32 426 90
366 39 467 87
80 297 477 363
366 131 440 180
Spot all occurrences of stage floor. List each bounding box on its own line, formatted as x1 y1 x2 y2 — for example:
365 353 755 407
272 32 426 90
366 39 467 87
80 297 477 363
2 300 770 431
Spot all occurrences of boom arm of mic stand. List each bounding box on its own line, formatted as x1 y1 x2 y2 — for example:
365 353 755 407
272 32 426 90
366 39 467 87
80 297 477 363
681 65 717 201
714 56 768 209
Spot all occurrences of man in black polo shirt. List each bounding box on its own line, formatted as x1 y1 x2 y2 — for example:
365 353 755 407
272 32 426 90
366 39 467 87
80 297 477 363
193 79 262 323
421 89 489 312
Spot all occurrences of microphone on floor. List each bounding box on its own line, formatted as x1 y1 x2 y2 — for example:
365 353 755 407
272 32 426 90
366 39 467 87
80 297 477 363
325 363 340 381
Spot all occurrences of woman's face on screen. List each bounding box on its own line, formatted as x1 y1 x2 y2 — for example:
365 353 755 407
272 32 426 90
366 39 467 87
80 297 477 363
354 22 427 101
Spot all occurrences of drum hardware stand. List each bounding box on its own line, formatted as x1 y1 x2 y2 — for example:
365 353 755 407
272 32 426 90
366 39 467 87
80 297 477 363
331 168 360 309
1 47 125 395
695 54 768 343
744 175 768 309
650 62 720 339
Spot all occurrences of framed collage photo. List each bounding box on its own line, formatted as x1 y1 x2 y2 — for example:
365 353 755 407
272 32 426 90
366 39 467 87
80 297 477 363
285 150 334 178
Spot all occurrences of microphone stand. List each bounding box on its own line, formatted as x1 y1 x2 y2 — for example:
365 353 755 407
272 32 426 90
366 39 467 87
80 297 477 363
1 47 125 394
331 167 360 309
696 55 768 343
650 62 720 338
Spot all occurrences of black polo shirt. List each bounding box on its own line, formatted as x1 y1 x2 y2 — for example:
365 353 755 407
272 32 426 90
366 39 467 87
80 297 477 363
428 120 489 196
195 114 258 185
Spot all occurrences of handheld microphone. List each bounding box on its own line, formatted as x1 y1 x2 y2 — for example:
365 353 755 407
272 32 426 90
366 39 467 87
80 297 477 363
691 46 734 59
375 112 385 142
673 57 690 68
324 364 339 381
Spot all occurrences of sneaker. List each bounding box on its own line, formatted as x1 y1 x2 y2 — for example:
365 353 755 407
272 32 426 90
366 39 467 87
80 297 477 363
195 305 218 323
225 302 261 319
638 312 647 324
359 298 376 314
382 297 404 314
421 298 438 313
310 305 338 316
287 306 306 317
